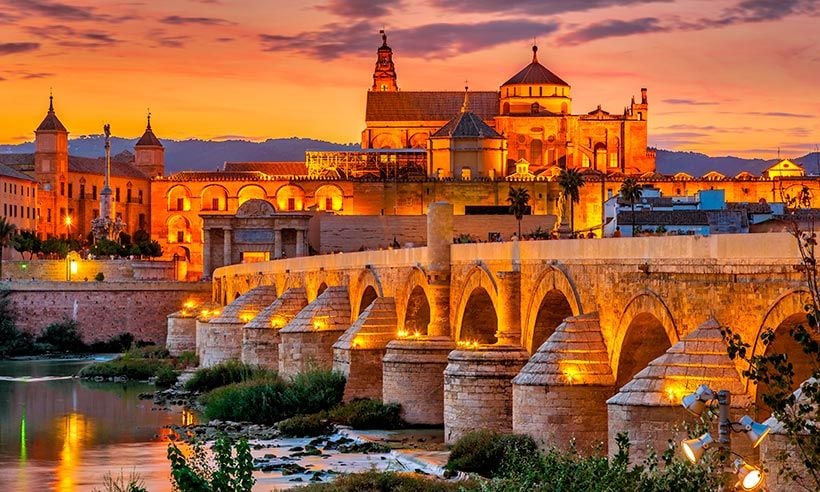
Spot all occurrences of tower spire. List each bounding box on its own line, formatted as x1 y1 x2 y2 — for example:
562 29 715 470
146 108 152 131
49 88 54 112
371 29 398 92
381 29 387 47
461 82 470 113
532 43 538 63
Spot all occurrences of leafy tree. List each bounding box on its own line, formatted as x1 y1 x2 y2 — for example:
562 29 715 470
132 229 150 244
41 236 70 258
119 231 132 246
722 185 819 490
91 238 123 257
12 230 41 260
619 178 643 235
506 187 531 238
139 240 163 257
557 168 584 236
0 217 17 279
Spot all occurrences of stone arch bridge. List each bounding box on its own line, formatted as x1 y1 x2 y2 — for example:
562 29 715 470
173 204 809 473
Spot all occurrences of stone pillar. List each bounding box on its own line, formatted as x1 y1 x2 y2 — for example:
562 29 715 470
426 201 453 338
223 228 232 267
426 283 450 337
494 271 521 346
166 310 197 356
296 229 305 256
202 227 212 279
274 229 282 259
444 345 530 443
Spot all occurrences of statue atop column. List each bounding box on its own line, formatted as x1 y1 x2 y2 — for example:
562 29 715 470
91 123 125 242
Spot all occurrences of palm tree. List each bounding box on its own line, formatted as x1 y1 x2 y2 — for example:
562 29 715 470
0 217 18 280
507 187 531 238
557 169 584 236
619 178 643 236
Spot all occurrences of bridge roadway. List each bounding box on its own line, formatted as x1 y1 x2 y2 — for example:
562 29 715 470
175 204 809 482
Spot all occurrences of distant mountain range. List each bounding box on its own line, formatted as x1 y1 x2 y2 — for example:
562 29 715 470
1 136 817 177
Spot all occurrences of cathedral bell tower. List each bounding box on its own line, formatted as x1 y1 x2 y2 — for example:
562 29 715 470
134 112 165 177
371 30 398 92
34 94 69 189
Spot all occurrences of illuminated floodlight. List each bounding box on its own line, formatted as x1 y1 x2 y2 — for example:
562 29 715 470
739 415 770 448
681 384 716 416
681 432 713 464
734 459 764 491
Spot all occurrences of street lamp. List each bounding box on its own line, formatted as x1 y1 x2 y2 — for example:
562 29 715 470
64 215 73 240
679 385 769 490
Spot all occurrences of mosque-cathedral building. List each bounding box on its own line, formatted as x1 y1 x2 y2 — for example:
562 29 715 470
1 32 814 277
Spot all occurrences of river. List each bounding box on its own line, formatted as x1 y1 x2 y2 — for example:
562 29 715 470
0 357 190 491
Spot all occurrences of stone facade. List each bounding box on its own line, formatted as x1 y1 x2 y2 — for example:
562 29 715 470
5 281 210 343
240 288 308 368
3 259 177 282
443 346 530 443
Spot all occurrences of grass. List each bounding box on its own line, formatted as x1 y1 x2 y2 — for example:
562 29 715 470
78 346 194 387
278 398 405 437
184 360 276 393
293 471 476 491
201 369 346 425
446 430 537 478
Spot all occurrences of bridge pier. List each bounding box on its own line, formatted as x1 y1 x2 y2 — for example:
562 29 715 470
278 286 351 379
241 288 308 368
166 307 198 356
606 318 753 463
333 297 397 401
444 345 530 443
382 336 455 425
199 286 279 367
512 313 615 452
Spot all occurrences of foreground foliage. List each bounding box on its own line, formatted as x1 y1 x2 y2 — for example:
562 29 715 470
79 346 196 387
91 470 147 492
168 436 254 492
202 369 346 425
294 471 475 491
446 431 722 492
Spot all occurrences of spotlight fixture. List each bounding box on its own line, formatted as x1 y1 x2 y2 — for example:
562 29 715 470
733 459 764 491
681 384 716 416
738 415 770 448
681 432 713 464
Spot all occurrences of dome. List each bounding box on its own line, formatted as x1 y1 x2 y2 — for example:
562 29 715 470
502 45 569 87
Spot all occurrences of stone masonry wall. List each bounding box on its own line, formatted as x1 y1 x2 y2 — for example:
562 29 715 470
5 281 211 344
3 259 176 281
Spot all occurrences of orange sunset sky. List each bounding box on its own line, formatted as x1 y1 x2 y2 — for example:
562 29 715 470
0 0 818 158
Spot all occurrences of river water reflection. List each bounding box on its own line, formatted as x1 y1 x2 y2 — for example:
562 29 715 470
0 358 189 491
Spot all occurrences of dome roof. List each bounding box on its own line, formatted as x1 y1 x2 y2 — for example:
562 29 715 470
432 111 502 139
36 96 67 132
502 45 569 87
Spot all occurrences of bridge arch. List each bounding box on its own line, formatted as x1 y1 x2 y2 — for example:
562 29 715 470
523 265 583 353
454 265 499 344
752 288 816 414
350 268 383 319
612 289 679 389
399 267 431 335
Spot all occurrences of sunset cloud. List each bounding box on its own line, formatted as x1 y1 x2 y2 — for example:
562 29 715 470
261 19 561 59
318 0 403 18
662 99 720 106
427 0 671 15
0 42 40 55
161 15 234 26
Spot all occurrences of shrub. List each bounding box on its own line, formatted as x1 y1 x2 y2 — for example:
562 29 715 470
79 356 173 381
202 379 288 425
0 320 35 358
89 333 135 353
278 412 334 437
328 399 404 430
281 369 347 415
155 365 179 388
168 436 254 492
36 320 87 353
293 471 475 491
175 351 198 369
91 470 147 492
185 360 275 393
201 369 346 425
446 430 538 478
95 272 105 282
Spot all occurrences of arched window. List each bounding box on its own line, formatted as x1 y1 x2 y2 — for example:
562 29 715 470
167 185 191 211
531 102 540 114
315 185 343 211
167 215 192 244
275 184 306 211
237 185 266 206
202 185 229 211
503 102 510 115
530 140 543 166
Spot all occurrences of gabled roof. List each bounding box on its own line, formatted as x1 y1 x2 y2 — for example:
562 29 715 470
36 96 67 132
366 91 498 122
502 46 569 87
68 155 149 180
431 110 502 139
0 162 36 182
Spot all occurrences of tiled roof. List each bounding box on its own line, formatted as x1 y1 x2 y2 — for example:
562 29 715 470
166 170 270 181
366 91 498 121
37 99 68 132
136 128 162 147
726 202 772 214
617 196 675 207
432 111 503 139
607 318 749 407
0 153 35 168
619 210 710 226
0 162 36 181
68 155 148 180
224 161 307 176
502 48 569 86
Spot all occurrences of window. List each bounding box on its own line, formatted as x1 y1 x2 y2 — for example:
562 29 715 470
177 230 184 243
59 208 66 223
212 198 219 210
92 185 97 200
79 183 85 199
138 214 146 230
528 86 532 96
60 182 65 196
325 197 333 211
47 208 52 223
138 190 143 204
115 188 120 202
67 183 73 198
177 197 184 211
127 188 132 203
287 197 295 211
